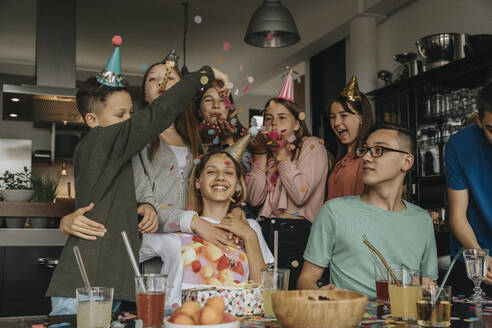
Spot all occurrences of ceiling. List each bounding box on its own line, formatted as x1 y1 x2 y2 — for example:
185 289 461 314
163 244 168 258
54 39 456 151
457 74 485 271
0 0 410 98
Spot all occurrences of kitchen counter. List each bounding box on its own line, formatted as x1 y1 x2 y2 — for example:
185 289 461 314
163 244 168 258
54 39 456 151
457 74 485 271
0 228 66 246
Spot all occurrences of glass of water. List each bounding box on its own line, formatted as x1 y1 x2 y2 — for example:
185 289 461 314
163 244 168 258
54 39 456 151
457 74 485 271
463 249 489 303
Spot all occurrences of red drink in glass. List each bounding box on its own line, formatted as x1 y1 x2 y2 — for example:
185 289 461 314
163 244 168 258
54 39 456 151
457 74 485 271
137 292 165 328
376 280 389 303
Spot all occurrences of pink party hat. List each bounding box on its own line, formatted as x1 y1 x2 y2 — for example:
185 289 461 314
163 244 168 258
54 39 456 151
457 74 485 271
277 69 294 102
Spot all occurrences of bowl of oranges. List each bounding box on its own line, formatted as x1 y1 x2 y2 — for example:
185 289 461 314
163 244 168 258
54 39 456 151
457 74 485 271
165 297 239 328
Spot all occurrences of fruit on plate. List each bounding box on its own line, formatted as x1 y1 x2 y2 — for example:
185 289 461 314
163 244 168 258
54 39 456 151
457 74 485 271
168 297 237 325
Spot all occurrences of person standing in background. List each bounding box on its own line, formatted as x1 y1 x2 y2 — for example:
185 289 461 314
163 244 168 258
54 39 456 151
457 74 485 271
327 75 374 200
445 82 492 296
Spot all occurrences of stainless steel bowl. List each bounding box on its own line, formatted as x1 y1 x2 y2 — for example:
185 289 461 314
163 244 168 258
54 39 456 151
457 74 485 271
416 33 469 67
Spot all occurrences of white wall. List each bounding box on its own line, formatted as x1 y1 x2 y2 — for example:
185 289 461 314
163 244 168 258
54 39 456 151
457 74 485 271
374 0 492 89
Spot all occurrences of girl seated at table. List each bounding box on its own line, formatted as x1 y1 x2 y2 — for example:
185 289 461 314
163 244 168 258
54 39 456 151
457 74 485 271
148 149 273 312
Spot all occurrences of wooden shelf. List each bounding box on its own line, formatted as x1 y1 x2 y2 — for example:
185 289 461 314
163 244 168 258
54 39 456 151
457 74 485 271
0 201 74 218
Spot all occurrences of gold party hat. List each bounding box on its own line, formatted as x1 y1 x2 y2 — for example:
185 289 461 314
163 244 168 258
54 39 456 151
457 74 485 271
340 74 362 102
225 134 250 163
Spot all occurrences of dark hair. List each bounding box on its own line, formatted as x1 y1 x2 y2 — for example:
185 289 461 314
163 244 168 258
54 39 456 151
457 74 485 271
187 149 247 214
363 122 416 156
477 82 492 119
263 97 311 160
195 79 246 143
330 93 374 161
140 62 202 160
76 77 128 121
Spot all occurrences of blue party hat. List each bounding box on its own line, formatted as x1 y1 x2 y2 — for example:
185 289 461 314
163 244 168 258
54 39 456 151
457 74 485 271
96 35 128 87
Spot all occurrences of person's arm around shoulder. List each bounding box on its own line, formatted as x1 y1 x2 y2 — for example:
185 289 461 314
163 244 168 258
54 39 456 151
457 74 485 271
215 214 267 282
59 203 106 240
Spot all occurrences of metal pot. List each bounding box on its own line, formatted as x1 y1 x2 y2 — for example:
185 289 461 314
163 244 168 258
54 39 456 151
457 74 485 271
416 33 470 69
392 52 426 82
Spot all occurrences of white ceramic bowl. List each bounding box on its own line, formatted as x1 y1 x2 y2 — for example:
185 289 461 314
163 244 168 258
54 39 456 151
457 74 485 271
0 189 35 202
164 318 239 328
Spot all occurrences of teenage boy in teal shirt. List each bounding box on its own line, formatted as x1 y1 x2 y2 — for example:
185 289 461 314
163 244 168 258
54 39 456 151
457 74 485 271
298 123 438 298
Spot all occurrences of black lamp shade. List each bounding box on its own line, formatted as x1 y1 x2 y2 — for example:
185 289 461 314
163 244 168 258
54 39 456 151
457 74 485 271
244 0 300 48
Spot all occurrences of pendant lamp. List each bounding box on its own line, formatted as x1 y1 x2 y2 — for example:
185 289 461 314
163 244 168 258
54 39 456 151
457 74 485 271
244 0 300 48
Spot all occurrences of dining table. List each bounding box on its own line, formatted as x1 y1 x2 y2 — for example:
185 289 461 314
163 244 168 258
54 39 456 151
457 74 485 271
0 296 490 328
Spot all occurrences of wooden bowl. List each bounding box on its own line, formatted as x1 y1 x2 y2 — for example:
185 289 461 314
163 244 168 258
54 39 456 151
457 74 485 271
271 289 368 328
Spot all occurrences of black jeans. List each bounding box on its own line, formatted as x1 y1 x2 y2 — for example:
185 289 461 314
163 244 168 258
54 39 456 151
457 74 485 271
259 218 312 290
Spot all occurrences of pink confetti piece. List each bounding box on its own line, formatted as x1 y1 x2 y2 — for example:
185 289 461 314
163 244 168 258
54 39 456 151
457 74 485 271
245 176 249 183
269 175 277 184
168 222 178 230
172 302 180 309
223 41 231 51
267 32 274 41
242 85 249 93
287 134 296 143
194 15 202 24
170 165 174 171
266 185 274 192
224 98 231 106
229 103 236 110
278 140 286 148
254 161 260 167
239 65 243 72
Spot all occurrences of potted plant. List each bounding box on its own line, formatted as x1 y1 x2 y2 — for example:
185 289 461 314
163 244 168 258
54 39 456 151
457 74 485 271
0 167 33 228
31 175 59 229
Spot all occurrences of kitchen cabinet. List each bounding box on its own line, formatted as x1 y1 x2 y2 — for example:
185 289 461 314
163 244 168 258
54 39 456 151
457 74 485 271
0 246 63 316
368 51 492 215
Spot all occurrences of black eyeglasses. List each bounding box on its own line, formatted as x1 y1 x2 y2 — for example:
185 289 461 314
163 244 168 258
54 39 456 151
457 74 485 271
356 146 410 158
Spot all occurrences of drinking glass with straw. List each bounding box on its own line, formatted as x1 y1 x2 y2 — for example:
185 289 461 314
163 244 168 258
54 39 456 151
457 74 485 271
73 245 92 301
74 246 113 328
261 230 290 319
121 231 146 293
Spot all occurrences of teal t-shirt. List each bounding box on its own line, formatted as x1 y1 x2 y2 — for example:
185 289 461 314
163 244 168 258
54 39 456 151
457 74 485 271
303 196 438 298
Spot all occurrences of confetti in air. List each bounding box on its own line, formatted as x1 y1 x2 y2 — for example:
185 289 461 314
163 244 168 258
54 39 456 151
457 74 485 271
217 57 224 64
194 15 202 24
247 76 254 84
223 41 231 51
242 85 249 93
160 204 169 210
226 81 234 89
267 32 274 41
140 64 147 71
239 65 243 72
234 89 239 96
